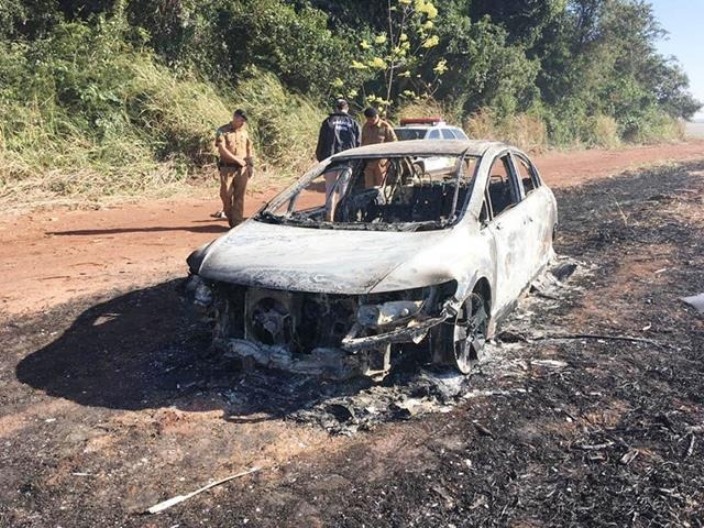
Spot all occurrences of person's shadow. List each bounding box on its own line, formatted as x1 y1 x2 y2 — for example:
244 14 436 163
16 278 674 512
14 280 372 419
46 223 229 237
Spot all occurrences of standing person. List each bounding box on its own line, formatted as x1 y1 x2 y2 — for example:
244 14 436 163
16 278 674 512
315 98 361 162
316 99 360 221
361 107 397 187
215 109 255 228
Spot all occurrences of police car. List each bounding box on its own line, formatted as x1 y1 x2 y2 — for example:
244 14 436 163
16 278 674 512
394 116 469 141
394 117 469 173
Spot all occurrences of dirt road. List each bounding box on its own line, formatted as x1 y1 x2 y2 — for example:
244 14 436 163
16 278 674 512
1 141 703 527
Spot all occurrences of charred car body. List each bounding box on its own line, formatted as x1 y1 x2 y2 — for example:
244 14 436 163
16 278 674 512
187 140 558 379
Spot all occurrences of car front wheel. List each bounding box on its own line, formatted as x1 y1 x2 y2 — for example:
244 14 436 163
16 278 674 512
449 292 488 374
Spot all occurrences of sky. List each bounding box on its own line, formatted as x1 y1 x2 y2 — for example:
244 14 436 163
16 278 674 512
648 0 704 119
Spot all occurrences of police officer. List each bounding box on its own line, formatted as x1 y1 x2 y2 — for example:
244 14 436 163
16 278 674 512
361 107 397 187
315 99 361 162
215 109 255 228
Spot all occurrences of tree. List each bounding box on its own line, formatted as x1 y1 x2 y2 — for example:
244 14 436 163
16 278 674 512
433 13 540 117
344 0 446 112
467 0 566 49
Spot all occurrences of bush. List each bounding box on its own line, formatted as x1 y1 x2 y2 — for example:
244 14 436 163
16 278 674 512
233 68 325 176
622 111 685 144
464 108 548 153
580 114 621 148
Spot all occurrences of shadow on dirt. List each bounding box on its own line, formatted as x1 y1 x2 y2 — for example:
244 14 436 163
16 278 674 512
10 276 506 432
14 279 216 411
46 224 229 236
11 279 378 420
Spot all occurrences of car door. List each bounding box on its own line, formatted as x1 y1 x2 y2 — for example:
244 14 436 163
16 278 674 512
509 152 553 276
482 152 531 310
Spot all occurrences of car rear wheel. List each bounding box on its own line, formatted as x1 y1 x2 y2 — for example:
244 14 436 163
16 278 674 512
450 292 488 374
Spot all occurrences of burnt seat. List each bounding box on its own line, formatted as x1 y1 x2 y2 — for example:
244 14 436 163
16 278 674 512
352 181 469 223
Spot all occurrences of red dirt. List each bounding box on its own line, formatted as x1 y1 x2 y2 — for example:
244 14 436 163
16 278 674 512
1 141 702 318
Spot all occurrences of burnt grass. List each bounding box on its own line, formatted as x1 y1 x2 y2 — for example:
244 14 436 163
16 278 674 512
1 161 704 527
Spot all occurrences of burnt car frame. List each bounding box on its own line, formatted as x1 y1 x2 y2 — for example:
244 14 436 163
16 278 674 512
187 139 558 379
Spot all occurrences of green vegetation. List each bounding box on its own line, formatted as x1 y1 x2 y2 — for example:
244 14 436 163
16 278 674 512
0 0 700 206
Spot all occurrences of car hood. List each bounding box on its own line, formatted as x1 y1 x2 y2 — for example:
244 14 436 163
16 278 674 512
193 220 456 294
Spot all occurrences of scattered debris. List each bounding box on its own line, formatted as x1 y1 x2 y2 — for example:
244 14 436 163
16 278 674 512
527 333 664 347
685 435 696 459
681 293 704 314
574 441 614 451
473 421 494 437
530 359 568 369
619 450 639 465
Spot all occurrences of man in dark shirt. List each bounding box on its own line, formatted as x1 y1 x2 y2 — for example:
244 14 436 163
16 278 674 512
315 99 361 161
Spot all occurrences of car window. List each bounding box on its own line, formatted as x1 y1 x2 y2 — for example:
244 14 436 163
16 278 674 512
395 128 425 140
487 155 520 217
452 128 469 140
427 129 441 139
261 154 475 230
272 166 349 221
441 128 455 139
511 154 540 195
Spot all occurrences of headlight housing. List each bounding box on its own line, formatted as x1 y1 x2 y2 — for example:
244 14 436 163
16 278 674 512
356 300 425 328
355 284 453 329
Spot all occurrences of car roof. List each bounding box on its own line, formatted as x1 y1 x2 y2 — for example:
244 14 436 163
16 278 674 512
330 139 509 159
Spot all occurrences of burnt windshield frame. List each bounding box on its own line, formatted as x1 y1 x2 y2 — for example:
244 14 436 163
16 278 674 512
444 148 479 225
256 152 479 231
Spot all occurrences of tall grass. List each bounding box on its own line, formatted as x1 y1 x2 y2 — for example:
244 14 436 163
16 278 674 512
0 32 326 210
622 112 685 144
465 109 548 153
580 114 621 149
234 68 326 184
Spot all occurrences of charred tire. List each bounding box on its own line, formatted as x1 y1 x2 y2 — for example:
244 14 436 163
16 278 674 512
448 292 489 374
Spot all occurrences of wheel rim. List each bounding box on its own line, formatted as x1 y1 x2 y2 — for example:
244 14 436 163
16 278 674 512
452 293 488 374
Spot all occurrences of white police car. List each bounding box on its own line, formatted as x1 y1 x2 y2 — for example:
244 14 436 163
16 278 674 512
394 117 469 172
394 116 469 141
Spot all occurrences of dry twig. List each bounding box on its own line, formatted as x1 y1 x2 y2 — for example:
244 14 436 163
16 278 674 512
534 333 665 347
147 467 261 514
473 421 494 438
575 441 614 451
685 435 695 459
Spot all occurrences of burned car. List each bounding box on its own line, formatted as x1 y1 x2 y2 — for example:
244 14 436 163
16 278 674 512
186 140 558 379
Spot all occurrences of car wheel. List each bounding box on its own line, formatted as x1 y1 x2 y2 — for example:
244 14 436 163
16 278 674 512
450 292 488 374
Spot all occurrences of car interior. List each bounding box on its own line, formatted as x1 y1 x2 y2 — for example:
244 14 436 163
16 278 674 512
336 156 475 225
264 155 480 229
